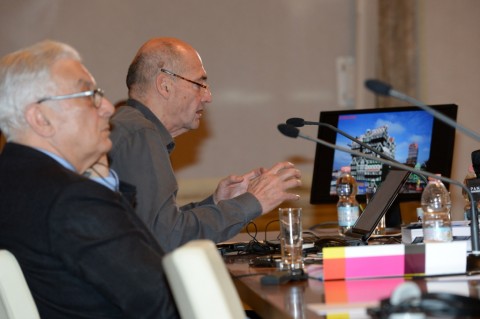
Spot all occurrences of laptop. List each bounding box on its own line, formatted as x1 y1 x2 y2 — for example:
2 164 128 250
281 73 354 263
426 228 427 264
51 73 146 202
313 169 410 246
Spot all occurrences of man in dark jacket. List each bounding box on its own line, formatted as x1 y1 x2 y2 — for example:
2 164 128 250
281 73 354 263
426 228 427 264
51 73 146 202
109 37 302 252
0 40 179 318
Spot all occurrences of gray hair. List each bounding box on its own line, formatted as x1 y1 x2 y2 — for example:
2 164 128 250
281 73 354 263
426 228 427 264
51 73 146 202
0 40 81 140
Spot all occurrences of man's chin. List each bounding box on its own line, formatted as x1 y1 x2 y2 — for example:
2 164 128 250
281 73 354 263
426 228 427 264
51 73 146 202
97 140 112 156
191 120 201 130
104 138 113 150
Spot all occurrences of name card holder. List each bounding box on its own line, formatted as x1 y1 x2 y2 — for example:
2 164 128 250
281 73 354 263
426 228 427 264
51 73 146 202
323 241 467 280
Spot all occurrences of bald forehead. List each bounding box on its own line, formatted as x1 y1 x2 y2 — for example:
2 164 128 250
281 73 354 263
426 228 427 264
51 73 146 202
140 38 201 69
141 37 194 54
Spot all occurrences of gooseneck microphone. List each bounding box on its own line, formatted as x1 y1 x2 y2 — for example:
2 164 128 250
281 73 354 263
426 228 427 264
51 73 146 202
286 118 320 127
278 123 480 273
365 79 480 142
286 117 397 163
278 124 461 186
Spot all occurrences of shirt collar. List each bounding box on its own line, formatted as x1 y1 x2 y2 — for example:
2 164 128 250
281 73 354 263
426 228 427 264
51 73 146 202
126 98 175 153
34 148 76 171
33 147 119 191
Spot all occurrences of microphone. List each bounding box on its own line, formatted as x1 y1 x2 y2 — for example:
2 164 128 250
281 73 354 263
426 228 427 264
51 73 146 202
285 118 320 127
472 150 480 177
278 123 480 273
364 79 392 96
286 117 398 163
365 79 480 142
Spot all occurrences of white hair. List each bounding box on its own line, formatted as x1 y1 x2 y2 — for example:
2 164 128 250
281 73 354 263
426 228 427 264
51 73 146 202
0 40 81 140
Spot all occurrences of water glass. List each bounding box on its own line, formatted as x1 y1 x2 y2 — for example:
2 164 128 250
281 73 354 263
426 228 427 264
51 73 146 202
278 208 304 271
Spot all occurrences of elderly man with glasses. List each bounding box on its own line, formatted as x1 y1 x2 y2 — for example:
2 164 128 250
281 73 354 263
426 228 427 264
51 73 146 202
109 37 301 252
0 40 179 318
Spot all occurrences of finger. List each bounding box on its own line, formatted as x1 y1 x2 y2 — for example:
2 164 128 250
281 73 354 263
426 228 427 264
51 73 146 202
268 161 295 175
218 175 240 187
284 193 301 201
242 168 261 180
281 177 302 189
227 175 244 184
276 168 302 181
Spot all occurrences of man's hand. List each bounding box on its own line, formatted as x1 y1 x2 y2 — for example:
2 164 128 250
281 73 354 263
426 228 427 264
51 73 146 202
213 168 263 204
247 162 301 214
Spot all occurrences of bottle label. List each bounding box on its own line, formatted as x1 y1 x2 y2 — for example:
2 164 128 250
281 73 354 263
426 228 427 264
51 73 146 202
422 212 452 242
423 227 453 242
337 206 359 227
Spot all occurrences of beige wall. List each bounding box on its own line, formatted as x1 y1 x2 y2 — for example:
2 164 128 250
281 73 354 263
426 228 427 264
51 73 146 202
0 0 354 206
1 0 479 220
0 0 354 177
418 0 480 219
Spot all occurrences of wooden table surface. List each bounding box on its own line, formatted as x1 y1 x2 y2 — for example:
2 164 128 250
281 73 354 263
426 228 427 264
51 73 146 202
224 251 480 319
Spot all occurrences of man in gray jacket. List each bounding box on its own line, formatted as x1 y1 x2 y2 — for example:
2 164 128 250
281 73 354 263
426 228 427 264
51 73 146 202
109 37 301 252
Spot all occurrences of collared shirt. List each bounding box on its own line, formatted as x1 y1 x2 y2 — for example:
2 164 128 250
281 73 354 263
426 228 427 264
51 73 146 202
35 148 119 191
109 99 262 252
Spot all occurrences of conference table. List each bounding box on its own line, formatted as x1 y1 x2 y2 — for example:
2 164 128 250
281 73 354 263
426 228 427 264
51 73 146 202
225 253 326 319
222 233 480 319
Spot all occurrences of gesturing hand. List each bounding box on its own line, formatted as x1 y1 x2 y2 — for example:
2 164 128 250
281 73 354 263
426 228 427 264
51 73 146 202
213 168 264 204
247 161 301 214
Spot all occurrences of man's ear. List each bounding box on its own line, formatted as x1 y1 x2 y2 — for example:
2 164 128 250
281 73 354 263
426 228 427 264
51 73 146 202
24 104 55 137
156 74 171 98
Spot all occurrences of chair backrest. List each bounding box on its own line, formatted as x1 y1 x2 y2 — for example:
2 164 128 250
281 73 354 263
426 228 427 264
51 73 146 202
162 240 246 319
0 250 40 319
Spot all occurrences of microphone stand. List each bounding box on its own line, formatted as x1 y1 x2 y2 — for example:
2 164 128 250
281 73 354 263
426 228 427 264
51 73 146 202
308 121 397 162
278 124 480 274
390 91 480 142
365 79 480 143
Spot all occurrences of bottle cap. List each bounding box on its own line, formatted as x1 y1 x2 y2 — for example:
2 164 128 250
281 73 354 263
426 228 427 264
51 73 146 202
427 174 442 183
416 207 424 221
341 166 351 173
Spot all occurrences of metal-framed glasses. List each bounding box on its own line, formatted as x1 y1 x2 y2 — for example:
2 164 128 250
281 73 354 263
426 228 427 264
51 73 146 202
160 68 208 90
37 88 105 108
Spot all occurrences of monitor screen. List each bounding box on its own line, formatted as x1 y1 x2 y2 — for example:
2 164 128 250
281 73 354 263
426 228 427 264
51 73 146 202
310 104 458 204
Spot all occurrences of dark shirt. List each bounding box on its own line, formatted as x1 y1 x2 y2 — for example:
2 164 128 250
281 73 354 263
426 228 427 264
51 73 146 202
109 99 262 252
0 143 179 319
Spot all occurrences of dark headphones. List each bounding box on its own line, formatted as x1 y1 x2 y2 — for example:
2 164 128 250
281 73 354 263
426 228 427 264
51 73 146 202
367 282 480 318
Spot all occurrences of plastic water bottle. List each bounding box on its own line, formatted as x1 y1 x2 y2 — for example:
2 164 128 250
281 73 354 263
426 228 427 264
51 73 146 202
421 176 453 243
336 166 359 235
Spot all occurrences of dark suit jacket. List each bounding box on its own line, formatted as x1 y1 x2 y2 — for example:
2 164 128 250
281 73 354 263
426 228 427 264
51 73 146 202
0 143 179 319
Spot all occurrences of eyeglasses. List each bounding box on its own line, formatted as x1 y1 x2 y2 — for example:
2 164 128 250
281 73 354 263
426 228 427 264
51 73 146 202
37 88 105 109
160 68 208 90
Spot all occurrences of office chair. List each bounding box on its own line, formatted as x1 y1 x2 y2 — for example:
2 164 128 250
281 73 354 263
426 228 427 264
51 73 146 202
0 250 40 319
162 240 246 319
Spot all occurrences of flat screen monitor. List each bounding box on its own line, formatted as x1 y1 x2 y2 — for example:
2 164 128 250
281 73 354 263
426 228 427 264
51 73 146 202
310 104 458 205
